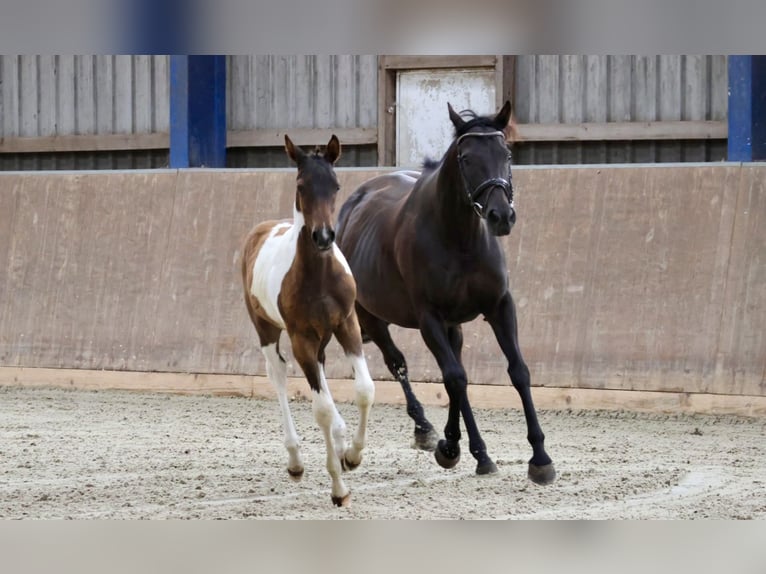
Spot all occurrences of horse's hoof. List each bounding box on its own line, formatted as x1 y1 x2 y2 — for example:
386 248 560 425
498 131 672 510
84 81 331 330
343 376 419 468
342 453 361 471
476 460 498 475
528 463 556 485
331 492 351 507
411 428 439 451
287 467 304 481
434 439 460 469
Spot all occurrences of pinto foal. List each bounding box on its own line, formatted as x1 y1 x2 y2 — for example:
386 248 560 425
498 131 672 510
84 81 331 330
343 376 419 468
241 135 374 506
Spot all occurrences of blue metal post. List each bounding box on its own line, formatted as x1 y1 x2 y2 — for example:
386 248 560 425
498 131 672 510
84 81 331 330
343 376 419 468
170 56 227 168
728 55 766 162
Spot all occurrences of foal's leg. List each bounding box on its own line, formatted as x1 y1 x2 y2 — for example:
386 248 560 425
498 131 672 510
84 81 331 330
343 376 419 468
255 319 304 479
486 292 556 485
356 304 438 450
447 325 498 475
418 311 468 469
291 332 350 506
334 311 375 470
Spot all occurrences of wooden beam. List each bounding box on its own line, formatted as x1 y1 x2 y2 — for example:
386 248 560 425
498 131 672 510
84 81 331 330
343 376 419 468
0 121 726 156
516 120 728 142
0 128 377 155
0 133 169 153
381 55 497 70
227 127 377 148
2 367 765 417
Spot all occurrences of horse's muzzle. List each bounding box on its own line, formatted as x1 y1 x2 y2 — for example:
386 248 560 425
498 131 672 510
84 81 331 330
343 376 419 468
487 206 515 236
312 226 336 251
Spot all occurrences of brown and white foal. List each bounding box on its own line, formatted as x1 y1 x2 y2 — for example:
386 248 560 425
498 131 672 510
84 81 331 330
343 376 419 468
241 134 374 507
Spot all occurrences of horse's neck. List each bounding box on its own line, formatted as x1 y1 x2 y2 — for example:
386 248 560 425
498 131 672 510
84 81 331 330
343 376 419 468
430 161 484 244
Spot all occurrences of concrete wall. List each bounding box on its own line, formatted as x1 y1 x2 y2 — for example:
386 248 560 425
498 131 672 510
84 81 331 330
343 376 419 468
0 165 763 397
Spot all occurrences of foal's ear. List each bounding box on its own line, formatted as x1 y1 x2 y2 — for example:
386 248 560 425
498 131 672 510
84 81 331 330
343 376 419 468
324 134 341 165
494 100 513 131
447 102 466 131
284 134 306 164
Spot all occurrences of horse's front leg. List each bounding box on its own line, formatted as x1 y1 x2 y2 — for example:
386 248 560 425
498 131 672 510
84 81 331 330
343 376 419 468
448 326 497 475
485 292 556 485
290 331 350 506
333 310 375 470
418 312 467 470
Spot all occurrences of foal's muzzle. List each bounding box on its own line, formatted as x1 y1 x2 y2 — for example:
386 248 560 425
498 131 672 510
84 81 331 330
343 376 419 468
312 226 336 251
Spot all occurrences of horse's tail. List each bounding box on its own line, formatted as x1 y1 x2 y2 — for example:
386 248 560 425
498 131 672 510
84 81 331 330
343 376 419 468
336 185 368 242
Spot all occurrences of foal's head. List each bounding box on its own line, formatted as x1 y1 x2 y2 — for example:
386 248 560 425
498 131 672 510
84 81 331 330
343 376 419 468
285 134 342 251
448 100 516 236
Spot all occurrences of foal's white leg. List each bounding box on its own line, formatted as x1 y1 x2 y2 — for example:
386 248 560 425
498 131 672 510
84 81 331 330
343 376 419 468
318 364 348 465
312 378 350 506
343 354 375 469
262 344 304 479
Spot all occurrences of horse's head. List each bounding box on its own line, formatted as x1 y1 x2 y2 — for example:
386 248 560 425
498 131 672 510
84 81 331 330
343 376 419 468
285 134 342 251
449 100 516 236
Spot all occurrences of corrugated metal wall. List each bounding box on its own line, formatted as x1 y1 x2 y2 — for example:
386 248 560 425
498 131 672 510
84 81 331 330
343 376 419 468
0 55 730 170
226 55 379 167
513 55 728 164
0 55 170 170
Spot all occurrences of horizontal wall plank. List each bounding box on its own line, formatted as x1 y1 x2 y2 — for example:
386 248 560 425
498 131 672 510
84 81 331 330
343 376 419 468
227 128 378 148
0 122 725 155
0 128 377 154
516 120 727 142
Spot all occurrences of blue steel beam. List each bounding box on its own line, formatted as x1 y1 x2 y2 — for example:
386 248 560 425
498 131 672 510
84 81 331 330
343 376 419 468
728 55 766 162
170 56 227 168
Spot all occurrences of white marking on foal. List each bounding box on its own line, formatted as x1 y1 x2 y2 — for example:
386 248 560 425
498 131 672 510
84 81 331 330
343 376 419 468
312 371 349 504
250 209 305 328
344 354 375 467
331 243 352 276
262 344 303 477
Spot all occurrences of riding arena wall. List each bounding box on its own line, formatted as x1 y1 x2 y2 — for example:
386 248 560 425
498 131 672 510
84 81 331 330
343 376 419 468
1 164 764 414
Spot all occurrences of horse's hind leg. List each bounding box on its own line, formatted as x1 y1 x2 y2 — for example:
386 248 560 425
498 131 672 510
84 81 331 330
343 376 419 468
334 311 375 470
356 304 438 451
256 320 305 479
448 326 497 475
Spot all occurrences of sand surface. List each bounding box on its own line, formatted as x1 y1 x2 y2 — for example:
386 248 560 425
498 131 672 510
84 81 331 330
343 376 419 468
1 386 764 519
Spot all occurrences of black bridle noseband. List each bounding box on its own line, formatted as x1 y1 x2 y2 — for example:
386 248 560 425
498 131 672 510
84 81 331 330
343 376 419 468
456 131 514 218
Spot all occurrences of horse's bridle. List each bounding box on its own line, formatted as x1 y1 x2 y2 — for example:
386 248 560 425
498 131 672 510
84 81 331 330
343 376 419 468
455 131 514 218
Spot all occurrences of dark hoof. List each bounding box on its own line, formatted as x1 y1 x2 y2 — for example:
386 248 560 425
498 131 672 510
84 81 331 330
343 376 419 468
342 454 361 471
287 467 304 481
412 428 439 451
528 463 556 485
434 439 460 469
476 460 498 475
331 492 351 507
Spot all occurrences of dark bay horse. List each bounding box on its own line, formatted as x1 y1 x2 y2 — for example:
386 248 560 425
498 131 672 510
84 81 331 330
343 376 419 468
336 101 555 484
242 134 375 506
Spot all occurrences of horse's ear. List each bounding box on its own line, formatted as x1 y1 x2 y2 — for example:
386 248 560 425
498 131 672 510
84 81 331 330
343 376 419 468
494 100 513 131
448 102 466 131
324 134 341 165
285 134 305 164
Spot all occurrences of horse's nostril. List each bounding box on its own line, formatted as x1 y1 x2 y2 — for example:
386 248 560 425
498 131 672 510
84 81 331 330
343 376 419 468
487 210 500 224
311 230 320 244
509 208 516 224
327 229 336 243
